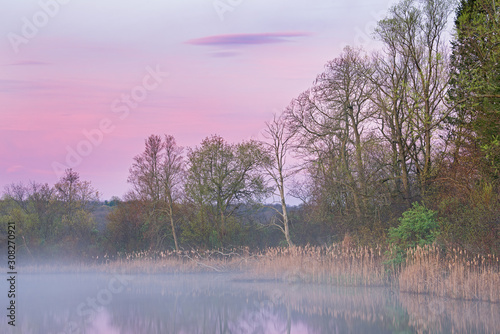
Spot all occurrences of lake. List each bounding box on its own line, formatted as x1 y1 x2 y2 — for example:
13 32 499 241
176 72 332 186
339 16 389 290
1 273 498 333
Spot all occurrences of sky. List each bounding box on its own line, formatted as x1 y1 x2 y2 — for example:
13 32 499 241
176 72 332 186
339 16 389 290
0 0 398 200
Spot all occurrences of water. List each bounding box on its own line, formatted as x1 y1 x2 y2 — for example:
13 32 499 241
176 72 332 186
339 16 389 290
1 273 498 333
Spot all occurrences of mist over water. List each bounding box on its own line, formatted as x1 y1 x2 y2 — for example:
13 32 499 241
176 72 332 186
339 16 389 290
1 273 498 333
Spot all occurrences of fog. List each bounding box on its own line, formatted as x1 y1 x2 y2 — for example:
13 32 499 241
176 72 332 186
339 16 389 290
1 273 498 334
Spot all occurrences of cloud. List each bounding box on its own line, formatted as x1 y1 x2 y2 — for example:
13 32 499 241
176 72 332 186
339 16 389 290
8 60 50 66
6 165 24 173
0 79 62 93
209 50 241 58
186 32 311 46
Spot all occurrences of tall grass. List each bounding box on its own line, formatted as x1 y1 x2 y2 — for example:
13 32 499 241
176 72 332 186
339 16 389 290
251 244 387 286
399 245 500 302
11 243 499 303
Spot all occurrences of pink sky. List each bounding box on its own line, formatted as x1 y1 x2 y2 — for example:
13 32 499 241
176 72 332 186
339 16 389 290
1 0 395 200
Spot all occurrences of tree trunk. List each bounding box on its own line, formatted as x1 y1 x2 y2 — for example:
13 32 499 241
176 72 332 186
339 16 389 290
167 198 179 251
280 184 293 247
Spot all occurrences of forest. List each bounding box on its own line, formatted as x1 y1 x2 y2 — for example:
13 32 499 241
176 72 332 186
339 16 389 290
1 0 499 263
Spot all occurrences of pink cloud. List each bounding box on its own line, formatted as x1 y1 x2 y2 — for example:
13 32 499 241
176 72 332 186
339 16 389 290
6 165 24 173
186 32 311 46
7 60 50 66
209 50 241 58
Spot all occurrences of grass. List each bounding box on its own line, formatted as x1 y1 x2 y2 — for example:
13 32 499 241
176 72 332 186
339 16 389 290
399 245 500 302
251 244 387 286
9 243 499 303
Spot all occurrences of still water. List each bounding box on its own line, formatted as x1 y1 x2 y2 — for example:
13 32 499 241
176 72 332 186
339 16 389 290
1 273 498 333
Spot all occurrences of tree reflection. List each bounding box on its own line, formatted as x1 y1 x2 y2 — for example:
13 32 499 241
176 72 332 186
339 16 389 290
3 274 498 334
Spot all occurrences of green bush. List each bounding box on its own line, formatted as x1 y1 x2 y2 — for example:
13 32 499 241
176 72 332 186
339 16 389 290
385 202 439 268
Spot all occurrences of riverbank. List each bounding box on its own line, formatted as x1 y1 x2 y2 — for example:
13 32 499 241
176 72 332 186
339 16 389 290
9 244 500 303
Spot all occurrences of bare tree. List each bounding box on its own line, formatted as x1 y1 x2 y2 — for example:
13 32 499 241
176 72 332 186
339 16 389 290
128 134 184 251
375 0 454 195
128 135 163 203
285 47 376 220
3 182 29 212
262 113 295 246
27 181 57 241
160 135 184 251
369 49 414 204
55 169 99 214
54 169 100 252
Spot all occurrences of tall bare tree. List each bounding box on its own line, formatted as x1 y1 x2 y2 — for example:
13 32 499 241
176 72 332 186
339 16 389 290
161 135 184 251
128 135 163 203
369 48 414 204
262 113 295 246
286 47 376 220
375 0 454 195
128 134 184 251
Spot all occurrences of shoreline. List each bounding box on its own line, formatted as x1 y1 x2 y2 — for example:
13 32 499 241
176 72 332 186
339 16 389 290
4 244 499 303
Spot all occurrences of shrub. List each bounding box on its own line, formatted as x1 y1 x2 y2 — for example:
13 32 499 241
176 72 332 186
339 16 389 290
385 202 440 268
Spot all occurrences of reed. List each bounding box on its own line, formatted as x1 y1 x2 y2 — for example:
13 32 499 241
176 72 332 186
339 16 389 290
399 245 500 302
9 243 499 303
250 244 387 286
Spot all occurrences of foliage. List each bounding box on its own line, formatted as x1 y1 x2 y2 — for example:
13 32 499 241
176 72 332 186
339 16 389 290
386 202 440 267
436 181 500 255
1 0 499 260
0 169 99 260
449 0 500 178
105 199 148 253
185 135 270 246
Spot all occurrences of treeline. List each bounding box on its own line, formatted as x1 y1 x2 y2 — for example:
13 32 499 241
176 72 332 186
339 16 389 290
1 0 499 259
0 167 295 258
0 170 101 258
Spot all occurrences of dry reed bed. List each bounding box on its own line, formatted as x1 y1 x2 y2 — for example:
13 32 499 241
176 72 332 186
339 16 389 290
250 245 387 286
9 244 499 304
399 245 500 303
94 249 252 274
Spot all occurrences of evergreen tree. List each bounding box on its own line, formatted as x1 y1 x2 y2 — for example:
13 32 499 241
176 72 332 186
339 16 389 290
449 0 500 177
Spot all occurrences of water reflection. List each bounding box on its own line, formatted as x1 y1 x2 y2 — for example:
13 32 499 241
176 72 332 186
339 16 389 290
1 273 498 333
